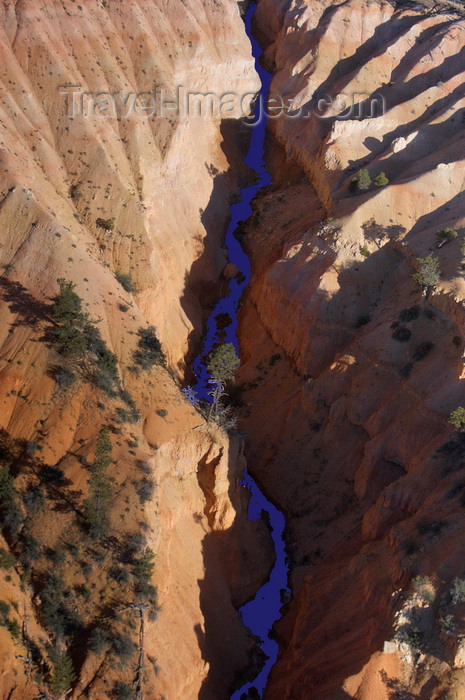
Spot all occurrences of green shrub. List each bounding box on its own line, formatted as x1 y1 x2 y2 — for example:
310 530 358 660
132 326 165 370
20 534 42 564
49 647 76 694
412 254 440 290
69 184 82 200
373 171 389 187
116 273 137 294
436 227 458 248
96 217 115 231
114 681 134 699
392 326 411 342
136 480 155 504
54 366 76 387
132 548 155 582
451 577 465 604
411 575 435 603
399 305 420 322
84 426 113 540
403 625 424 649
0 465 22 534
112 634 136 665
440 614 457 634
350 168 372 193
449 407 465 432
359 244 370 257
8 618 20 638
23 485 45 514
0 548 15 569
89 626 109 654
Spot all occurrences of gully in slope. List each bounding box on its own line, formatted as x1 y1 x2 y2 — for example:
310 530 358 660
192 4 291 698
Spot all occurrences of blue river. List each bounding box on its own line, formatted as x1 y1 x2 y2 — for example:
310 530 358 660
192 3 291 698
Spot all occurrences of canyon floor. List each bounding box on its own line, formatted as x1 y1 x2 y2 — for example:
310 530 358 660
1 0 465 699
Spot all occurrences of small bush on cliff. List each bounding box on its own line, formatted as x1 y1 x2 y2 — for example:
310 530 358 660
89 626 109 654
451 577 465 604
114 681 134 700
0 465 22 535
51 279 89 356
0 548 15 569
392 326 411 342
112 634 137 665
399 305 421 322
51 279 120 394
96 217 115 231
403 625 424 650
207 343 240 422
115 272 137 294
436 227 458 248
373 171 389 187
449 407 465 432
49 647 76 695
349 168 372 193
440 614 457 634
84 426 113 540
132 326 165 371
412 254 440 291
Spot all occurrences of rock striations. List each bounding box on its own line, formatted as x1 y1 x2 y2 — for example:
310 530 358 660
237 0 465 698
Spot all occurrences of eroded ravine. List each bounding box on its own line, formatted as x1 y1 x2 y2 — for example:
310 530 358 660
192 4 291 698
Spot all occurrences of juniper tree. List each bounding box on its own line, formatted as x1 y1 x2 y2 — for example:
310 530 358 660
412 253 440 293
436 227 458 248
207 343 240 422
449 407 465 432
84 426 113 539
350 168 372 193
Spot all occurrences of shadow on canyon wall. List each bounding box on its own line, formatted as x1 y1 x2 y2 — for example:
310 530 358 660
179 118 255 379
194 441 274 700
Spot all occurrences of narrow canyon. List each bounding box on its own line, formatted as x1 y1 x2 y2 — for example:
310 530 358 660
0 0 465 699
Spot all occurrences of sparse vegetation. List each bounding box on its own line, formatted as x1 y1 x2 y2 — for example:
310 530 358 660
392 326 411 342
207 343 240 422
436 227 458 248
373 171 389 187
449 407 465 432
451 577 465 604
54 366 76 387
132 326 165 371
49 647 76 695
96 217 115 230
84 426 113 540
440 614 457 634
114 680 134 699
112 634 136 665
0 547 15 569
411 575 435 603
350 168 372 193
412 254 440 291
51 279 120 394
0 465 22 535
399 305 420 322
359 244 370 257
403 625 424 649
89 626 109 654
115 272 137 294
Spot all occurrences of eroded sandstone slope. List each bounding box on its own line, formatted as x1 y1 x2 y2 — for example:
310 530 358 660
238 0 465 698
0 1 272 698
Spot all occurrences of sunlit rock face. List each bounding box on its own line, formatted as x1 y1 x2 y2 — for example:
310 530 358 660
0 1 274 699
237 0 465 698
